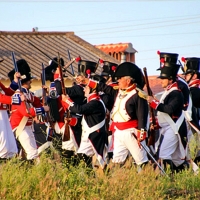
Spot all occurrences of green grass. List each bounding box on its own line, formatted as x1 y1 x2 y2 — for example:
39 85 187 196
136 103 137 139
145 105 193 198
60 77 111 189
0 150 200 200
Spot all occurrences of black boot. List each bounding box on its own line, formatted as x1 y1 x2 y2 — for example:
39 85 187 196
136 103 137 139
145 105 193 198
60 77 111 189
107 152 113 161
77 153 93 169
163 159 175 173
61 150 75 167
137 161 149 173
0 157 9 164
194 156 200 165
174 160 189 173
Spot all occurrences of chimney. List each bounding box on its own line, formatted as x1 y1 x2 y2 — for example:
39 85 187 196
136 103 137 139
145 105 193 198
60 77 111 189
32 27 38 32
121 53 126 63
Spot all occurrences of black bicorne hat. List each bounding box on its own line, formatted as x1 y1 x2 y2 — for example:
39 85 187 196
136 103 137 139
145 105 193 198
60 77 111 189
100 60 118 77
77 60 97 78
8 59 32 84
113 62 145 89
157 62 180 79
157 51 179 70
45 57 64 81
182 57 200 75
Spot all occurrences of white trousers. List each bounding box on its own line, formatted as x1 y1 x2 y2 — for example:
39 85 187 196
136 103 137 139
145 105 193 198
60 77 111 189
112 127 148 165
18 126 38 160
0 110 18 158
159 125 185 167
77 131 107 168
62 127 78 152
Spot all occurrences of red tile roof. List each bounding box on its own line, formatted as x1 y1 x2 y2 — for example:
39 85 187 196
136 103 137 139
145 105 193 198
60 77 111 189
95 43 137 54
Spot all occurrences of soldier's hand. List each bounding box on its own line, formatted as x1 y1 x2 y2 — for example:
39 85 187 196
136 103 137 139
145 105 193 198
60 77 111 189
42 85 49 94
20 93 26 101
55 67 60 75
62 94 69 101
147 95 155 104
14 72 21 83
84 78 89 84
43 105 49 112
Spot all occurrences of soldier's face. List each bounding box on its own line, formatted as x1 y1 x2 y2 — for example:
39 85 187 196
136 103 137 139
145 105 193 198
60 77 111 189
84 86 90 97
117 76 131 89
161 78 170 88
76 75 85 84
23 80 32 90
185 73 197 82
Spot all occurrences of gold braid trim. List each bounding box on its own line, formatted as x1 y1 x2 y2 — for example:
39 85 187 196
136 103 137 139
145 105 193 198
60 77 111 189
136 87 148 100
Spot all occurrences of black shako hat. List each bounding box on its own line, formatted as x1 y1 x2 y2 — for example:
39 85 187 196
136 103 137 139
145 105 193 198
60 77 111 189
45 57 64 81
100 61 118 77
157 62 180 79
8 59 33 84
182 57 200 75
157 51 179 70
113 62 145 89
77 60 97 78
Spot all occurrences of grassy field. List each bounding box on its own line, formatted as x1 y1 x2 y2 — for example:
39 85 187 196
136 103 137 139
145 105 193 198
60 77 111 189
0 149 200 200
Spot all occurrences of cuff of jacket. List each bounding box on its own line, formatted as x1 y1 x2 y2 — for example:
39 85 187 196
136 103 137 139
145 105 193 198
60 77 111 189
10 81 18 91
54 73 61 81
65 98 74 109
136 129 147 141
149 100 159 109
35 107 45 115
88 79 98 89
69 117 78 126
12 93 21 105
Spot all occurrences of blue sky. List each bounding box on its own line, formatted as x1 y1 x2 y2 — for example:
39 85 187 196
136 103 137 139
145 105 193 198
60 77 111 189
0 0 200 75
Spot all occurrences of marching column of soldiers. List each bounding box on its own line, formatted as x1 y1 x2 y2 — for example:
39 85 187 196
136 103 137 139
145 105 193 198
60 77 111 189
0 52 200 175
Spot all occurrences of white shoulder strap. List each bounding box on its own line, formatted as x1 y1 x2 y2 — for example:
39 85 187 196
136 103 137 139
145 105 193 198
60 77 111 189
15 116 29 138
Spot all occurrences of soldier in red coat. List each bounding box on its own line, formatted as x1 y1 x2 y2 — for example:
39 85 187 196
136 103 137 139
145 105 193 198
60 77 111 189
8 59 49 162
0 60 22 160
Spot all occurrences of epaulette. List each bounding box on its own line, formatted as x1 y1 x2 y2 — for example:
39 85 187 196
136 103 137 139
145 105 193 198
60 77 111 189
136 87 148 100
113 85 119 90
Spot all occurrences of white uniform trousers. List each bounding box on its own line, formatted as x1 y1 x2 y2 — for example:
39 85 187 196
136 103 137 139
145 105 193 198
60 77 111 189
62 126 78 152
0 110 18 158
18 125 38 160
112 127 148 165
159 125 185 167
77 131 107 169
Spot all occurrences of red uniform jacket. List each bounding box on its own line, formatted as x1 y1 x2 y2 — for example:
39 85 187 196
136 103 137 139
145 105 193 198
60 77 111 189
10 88 43 130
0 81 15 110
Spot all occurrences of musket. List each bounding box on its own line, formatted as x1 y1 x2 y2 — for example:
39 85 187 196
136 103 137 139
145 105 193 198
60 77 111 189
41 63 55 141
58 52 70 141
67 49 75 76
143 67 157 149
28 41 75 77
11 52 30 114
132 134 167 176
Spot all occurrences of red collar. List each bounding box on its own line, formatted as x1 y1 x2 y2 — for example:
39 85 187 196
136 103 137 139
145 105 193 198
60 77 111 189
87 93 100 102
189 79 200 88
166 82 178 91
122 84 136 93
125 84 136 93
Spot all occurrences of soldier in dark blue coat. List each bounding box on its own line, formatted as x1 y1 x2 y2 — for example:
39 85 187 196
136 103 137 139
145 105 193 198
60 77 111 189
62 83 108 169
183 57 200 164
53 58 98 164
86 62 149 169
147 62 188 173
